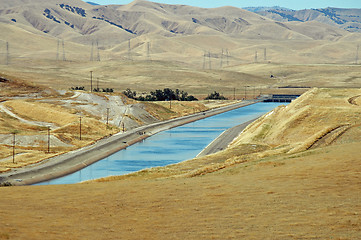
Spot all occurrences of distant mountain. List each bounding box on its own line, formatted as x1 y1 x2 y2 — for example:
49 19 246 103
252 7 361 32
1 0 360 65
86 2 99 5
0 0 351 45
243 6 292 13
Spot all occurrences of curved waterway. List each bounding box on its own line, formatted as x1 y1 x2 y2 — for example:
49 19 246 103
38 102 284 185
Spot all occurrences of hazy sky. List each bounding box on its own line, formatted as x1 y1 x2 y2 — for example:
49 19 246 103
87 0 361 10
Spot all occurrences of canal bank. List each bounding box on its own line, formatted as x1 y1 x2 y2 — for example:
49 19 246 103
0 100 259 186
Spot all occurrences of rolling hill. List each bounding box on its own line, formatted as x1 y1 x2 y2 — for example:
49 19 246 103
251 7 361 33
1 0 360 66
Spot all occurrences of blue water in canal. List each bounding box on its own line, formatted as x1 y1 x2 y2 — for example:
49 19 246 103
38 102 283 185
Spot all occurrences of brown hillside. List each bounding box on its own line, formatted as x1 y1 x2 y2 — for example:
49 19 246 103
1 0 360 67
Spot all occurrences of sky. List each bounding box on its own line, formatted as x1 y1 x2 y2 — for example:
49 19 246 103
87 0 361 10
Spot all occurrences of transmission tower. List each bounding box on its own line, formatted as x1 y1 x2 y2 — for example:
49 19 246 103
146 42 151 61
62 40 66 61
6 42 9 65
208 51 211 69
226 49 229 66
96 40 100 61
264 48 267 61
90 41 94 61
220 49 224 68
203 51 206 69
128 39 132 61
356 44 359 64
56 39 59 61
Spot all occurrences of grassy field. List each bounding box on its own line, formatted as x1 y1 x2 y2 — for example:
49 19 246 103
0 131 359 240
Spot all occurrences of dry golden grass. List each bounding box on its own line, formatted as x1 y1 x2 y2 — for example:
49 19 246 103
151 101 209 117
0 140 359 240
233 88 361 149
3 100 78 126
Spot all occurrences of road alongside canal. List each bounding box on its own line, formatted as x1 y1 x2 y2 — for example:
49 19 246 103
0 100 258 186
196 118 257 157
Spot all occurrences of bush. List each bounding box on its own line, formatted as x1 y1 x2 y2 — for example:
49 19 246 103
70 86 85 91
205 91 228 100
124 88 198 101
123 88 137 99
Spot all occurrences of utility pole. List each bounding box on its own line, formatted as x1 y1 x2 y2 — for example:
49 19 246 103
90 71 93 92
233 87 236 100
255 50 258 63
97 77 99 91
106 108 110 126
79 116 82 140
12 132 16 164
47 126 50 153
244 86 249 100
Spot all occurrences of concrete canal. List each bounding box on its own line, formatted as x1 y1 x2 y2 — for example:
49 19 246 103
38 102 284 185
